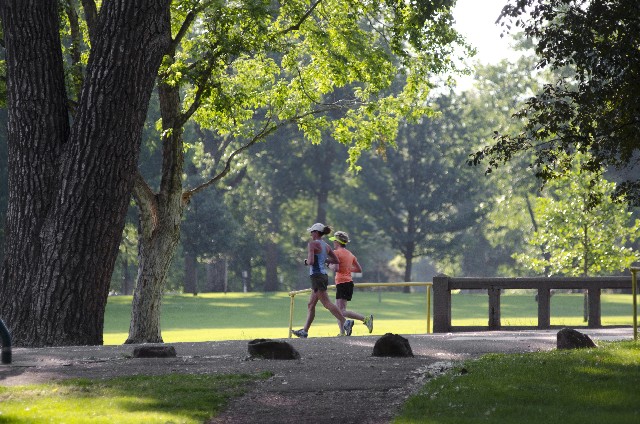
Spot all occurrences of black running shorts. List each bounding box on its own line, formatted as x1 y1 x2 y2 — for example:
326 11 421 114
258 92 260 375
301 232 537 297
310 273 329 292
336 281 354 301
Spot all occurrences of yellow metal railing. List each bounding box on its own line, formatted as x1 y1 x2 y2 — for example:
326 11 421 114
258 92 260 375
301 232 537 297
287 282 432 338
631 268 639 341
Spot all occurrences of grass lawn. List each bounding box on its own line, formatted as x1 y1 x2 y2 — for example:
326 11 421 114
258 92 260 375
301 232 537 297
2 290 636 423
0 373 270 424
103 290 637 345
395 340 640 424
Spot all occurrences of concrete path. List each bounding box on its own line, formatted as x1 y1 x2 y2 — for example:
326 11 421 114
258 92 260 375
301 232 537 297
0 328 633 423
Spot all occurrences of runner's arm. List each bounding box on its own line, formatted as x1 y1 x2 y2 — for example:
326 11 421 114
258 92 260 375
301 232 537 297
306 241 316 265
352 257 362 273
326 246 339 265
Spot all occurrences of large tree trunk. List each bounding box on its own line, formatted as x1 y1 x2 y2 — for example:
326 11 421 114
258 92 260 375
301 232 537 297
403 218 416 293
263 239 279 291
184 252 198 294
126 69 185 344
205 259 227 292
0 0 170 347
121 256 134 295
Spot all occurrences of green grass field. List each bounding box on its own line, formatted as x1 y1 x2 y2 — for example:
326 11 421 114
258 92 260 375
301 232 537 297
0 373 271 423
103 290 637 345
2 290 636 423
395 341 640 424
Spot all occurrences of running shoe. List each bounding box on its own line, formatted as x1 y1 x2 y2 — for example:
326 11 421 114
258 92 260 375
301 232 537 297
343 319 355 336
336 333 346 337
291 328 308 338
364 314 374 333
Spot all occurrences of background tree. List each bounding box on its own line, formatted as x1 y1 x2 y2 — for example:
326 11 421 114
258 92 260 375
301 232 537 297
354 95 487 288
240 129 309 292
514 153 640 277
471 0 640 205
456 54 547 277
513 152 640 320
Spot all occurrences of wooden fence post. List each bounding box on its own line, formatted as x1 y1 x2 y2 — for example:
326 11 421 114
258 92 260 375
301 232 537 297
537 288 551 329
488 287 501 330
588 288 601 328
432 275 451 333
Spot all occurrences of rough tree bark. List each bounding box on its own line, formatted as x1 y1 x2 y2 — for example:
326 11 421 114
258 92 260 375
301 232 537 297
0 0 170 347
126 76 184 344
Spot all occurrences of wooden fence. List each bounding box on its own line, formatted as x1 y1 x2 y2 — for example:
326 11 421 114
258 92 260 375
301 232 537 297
432 275 632 333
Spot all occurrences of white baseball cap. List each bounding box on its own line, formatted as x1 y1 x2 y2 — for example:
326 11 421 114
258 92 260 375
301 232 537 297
307 223 325 233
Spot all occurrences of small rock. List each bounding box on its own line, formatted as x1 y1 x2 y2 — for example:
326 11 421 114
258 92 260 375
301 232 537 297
247 339 300 360
557 328 597 350
132 345 177 358
372 333 414 357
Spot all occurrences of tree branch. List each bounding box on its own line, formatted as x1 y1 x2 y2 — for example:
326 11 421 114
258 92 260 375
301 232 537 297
182 104 346 203
278 0 323 34
170 1 204 54
182 118 277 202
176 53 222 128
80 0 98 45
132 171 159 238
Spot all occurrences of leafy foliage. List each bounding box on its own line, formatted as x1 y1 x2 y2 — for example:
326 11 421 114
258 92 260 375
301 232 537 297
513 153 640 276
353 94 488 280
470 0 640 204
169 0 467 170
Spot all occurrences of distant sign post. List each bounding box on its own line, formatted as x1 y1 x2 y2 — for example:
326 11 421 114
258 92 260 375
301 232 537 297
631 268 639 341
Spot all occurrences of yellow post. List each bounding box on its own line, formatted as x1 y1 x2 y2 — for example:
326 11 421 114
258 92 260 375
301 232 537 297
632 267 638 342
288 282 433 336
427 284 432 334
288 294 295 338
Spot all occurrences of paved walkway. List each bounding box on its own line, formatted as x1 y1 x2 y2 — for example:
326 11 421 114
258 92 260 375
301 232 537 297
0 328 633 423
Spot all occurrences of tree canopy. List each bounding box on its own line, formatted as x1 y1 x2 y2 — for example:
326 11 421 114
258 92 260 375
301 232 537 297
470 0 640 205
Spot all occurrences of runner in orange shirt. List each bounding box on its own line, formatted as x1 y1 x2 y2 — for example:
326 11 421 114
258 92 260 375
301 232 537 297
329 231 373 335
291 223 353 338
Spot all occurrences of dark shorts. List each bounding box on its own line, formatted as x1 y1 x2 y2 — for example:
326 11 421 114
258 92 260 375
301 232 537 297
310 273 329 292
336 282 354 301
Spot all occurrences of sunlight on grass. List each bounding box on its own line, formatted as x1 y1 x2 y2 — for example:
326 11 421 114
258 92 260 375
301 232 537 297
0 373 269 424
103 291 636 344
395 341 640 424
447 293 635 327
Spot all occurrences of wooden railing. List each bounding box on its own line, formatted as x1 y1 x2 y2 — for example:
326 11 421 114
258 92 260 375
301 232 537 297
432 275 631 333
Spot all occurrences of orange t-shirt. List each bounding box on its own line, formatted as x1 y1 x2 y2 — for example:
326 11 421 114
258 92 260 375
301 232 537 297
334 248 357 284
